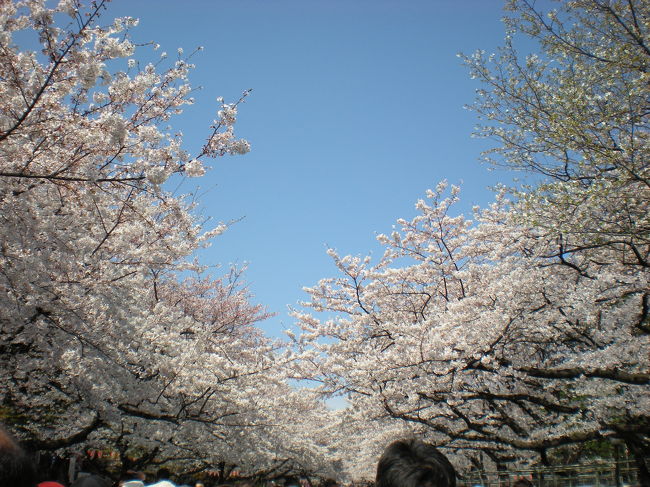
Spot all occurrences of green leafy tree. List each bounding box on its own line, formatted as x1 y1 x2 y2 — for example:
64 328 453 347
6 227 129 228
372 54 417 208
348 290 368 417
463 0 649 270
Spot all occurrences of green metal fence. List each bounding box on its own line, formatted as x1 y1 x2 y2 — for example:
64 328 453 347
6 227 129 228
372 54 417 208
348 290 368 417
460 461 639 487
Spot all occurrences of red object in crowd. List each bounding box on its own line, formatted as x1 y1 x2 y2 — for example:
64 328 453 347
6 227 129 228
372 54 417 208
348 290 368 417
38 482 66 487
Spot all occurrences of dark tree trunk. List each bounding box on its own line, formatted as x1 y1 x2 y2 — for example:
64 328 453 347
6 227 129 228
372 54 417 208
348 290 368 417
623 436 649 487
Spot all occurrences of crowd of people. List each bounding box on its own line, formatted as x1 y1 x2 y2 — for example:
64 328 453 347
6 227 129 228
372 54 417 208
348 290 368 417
1 424 462 487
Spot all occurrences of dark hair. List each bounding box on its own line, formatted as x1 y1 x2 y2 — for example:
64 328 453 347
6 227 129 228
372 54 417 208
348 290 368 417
0 425 38 487
376 439 456 487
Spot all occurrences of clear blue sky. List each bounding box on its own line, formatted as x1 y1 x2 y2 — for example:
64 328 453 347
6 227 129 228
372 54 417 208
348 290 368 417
106 1 529 337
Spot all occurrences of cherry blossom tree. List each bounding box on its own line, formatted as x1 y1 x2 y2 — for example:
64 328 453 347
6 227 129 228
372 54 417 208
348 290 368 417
0 0 321 473
294 183 648 479
462 0 648 272
460 0 649 478
294 1 649 478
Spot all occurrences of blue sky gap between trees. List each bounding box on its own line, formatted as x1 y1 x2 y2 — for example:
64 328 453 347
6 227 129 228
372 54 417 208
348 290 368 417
104 0 546 338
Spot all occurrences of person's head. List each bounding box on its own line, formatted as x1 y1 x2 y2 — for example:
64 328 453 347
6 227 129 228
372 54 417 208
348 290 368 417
0 424 38 487
376 439 456 487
